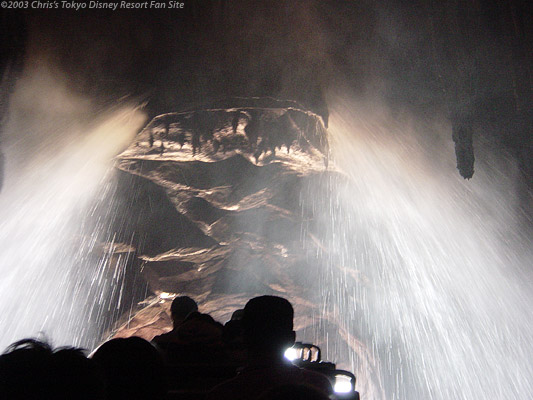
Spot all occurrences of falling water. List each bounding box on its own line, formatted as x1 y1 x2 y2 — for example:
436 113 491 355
0 64 147 350
307 92 533 399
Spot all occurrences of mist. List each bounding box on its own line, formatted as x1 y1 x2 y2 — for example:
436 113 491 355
0 59 146 349
311 88 533 398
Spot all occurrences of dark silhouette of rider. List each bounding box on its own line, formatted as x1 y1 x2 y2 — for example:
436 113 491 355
0 339 105 400
207 296 333 400
91 337 167 400
152 296 198 346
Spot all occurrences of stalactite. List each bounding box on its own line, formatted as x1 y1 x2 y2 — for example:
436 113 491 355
452 120 475 179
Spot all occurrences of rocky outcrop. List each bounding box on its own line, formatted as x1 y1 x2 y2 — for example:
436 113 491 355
104 99 381 396
109 100 327 300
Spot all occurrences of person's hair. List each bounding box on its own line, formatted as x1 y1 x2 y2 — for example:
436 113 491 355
242 296 294 351
0 338 104 400
91 337 167 400
170 296 198 320
230 308 244 321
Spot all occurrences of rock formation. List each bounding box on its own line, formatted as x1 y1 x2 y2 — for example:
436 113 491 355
104 98 382 398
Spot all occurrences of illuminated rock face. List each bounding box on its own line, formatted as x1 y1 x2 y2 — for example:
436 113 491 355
108 100 382 397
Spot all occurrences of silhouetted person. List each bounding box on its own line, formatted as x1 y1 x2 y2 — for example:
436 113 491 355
53 346 106 400
0 338 105 400
207 296 333 400
91 337 167 400
152 296 198 346
148 131 154 148
173 312 223 344
162 311 225 364
223 309 246 365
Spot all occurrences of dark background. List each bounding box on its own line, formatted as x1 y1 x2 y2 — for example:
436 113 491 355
1 0 532 187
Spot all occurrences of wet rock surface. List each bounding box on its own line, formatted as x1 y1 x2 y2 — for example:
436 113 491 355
106 100 382 397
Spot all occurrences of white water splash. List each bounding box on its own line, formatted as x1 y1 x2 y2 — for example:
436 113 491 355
311 92 533 399
0 64 146 350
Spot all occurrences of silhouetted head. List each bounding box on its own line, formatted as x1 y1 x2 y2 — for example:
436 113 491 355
170 296 198 327
91 337 167 400
223 317 246 365
0 338 104 400
53 347 105 400
242 296 295 357
230 308 244 321
223 308 244 345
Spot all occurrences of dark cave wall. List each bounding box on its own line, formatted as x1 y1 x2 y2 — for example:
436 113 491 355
1 0 532 185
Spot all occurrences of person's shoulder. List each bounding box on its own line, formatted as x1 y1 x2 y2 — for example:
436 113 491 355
151 330 178 344
296 366 334 394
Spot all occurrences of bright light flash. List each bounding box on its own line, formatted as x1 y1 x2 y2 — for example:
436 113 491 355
334 374 353 393
284 347 299 361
